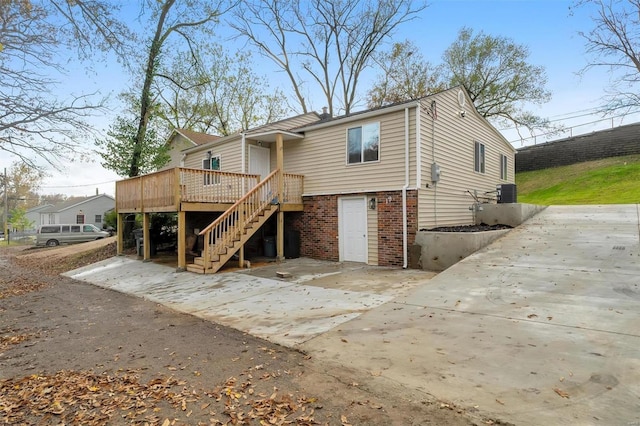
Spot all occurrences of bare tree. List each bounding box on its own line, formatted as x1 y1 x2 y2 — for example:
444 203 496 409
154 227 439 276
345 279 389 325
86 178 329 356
0 1 127 169
230 0 426 116
127 0 233 177
575 0 640 111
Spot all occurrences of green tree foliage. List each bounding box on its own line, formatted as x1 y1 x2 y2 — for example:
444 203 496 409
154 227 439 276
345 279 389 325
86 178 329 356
8 206 33 232
367 40 445 108
368 29 554 138
96 115 169 178
154 46 289 136
127 0 230 177
442 27 552 133
2 162 42 211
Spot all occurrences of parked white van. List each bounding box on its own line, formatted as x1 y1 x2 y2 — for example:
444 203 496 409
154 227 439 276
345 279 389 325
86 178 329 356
36 224 110 247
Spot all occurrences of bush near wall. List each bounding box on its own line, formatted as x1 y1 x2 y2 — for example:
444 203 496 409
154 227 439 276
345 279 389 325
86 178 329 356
516 122 640 172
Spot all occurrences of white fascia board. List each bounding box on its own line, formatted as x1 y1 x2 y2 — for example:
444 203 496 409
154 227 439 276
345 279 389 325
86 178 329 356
297 101 421 132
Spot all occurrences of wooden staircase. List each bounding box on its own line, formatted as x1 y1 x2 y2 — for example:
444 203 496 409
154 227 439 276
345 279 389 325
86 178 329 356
186 170 280 274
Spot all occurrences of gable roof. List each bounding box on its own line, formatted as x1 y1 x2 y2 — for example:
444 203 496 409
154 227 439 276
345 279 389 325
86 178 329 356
27 204 54 213
40 194 115 213
171 129 221 146
182 112 322 154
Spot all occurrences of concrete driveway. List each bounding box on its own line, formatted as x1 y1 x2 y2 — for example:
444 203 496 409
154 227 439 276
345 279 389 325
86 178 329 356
65 256 434 347
66 205 640 425
301 205 640 425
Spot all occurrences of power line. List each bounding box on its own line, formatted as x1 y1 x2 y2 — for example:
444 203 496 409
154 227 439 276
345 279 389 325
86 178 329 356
509 111 638 144
41 180 116 189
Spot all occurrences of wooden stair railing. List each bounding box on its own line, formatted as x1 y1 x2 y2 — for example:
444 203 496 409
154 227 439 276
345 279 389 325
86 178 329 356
187 170 280 274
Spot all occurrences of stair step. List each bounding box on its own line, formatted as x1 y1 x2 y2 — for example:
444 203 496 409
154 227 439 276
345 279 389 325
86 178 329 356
186 264 205 274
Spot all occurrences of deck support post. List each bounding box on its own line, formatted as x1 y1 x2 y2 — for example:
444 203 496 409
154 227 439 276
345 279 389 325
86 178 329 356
143 212 151 262
276 133 285 261
177 210 186 271
116 213 124 255
238 246 244 268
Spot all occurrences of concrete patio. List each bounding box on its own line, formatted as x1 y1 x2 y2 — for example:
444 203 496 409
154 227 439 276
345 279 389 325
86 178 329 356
65 204 640 425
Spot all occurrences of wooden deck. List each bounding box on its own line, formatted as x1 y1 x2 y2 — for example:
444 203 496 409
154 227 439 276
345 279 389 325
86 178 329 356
116 167 304 213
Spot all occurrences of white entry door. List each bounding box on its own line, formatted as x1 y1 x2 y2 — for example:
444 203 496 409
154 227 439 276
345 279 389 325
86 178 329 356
249 145 271 181
339 197 368 263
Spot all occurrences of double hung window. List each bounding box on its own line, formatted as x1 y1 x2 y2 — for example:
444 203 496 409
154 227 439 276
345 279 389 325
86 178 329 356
347 122 379 164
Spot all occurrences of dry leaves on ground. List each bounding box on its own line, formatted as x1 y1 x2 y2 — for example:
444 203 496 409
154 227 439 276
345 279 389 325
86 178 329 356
0 369 322 425
0 328 39 353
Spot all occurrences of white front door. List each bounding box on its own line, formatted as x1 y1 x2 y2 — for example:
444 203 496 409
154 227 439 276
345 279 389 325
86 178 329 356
249 145 271 181
339 197 368 263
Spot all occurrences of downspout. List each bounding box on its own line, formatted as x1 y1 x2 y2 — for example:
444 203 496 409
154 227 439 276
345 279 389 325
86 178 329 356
241 133 246 174
402 107 410 269
241 132 246 194
416 103 421 189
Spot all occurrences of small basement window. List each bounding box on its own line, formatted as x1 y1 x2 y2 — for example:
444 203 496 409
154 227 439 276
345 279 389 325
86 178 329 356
500 154 508 180
474 141 485 174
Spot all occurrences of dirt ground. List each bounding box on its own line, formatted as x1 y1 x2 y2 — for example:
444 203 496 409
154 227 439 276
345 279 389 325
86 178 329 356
0 242 487 425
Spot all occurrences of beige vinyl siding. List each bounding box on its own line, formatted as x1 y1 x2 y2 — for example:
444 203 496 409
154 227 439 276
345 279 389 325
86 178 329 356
183 137 243 172
161 134 195 170
284 108 417 195
417 88 516 229
367 196 378 265
249 112 319 134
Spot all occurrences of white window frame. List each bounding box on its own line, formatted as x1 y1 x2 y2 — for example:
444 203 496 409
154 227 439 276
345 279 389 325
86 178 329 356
202 154 221 185
346 122 380 165
500 154 508 180
474 141 485 174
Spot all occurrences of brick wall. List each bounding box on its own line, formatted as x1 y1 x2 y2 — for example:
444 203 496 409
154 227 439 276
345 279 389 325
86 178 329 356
288 190 418 267
516 123 640 172
376 190 418 266
289 195 339 261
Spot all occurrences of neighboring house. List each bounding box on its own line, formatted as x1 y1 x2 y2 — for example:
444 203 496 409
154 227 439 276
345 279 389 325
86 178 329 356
25 204 54 230
115 86 516 273
161 128 221 170
38 194 115 229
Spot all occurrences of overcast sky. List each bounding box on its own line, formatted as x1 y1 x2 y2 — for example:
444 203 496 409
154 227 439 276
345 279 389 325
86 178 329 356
2 0 636 197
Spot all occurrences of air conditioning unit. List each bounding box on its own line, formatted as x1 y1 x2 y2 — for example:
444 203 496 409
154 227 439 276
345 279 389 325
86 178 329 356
497 184 517 203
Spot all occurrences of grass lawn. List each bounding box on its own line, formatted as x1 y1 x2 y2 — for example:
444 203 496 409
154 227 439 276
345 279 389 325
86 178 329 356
516 154 640 205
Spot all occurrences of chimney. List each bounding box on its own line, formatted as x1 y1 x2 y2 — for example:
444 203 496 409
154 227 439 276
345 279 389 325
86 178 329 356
319 106 331 120
96 188 99 195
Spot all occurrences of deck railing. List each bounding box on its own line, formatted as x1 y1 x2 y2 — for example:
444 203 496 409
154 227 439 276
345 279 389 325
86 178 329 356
116 167 303 212
283 173 304 204
199 170 279 270
180 168 260 203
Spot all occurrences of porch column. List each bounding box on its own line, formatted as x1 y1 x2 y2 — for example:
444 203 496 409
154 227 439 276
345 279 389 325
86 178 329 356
116 213 124 255
276 133 285 260
177 210 186 271
143 212 151 262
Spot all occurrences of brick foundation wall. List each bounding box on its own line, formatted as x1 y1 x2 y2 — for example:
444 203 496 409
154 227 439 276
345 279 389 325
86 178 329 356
289 195 339 261
376 190 418 267
288 190 418 267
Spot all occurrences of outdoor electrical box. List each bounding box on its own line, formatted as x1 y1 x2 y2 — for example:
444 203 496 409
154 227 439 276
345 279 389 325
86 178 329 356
431 163 441 183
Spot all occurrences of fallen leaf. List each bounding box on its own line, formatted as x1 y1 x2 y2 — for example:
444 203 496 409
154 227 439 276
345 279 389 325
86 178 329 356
340 338 348 343
553 388 569 398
